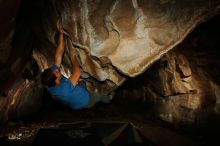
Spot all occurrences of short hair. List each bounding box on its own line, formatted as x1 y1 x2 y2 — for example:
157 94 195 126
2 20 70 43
41 68 57 87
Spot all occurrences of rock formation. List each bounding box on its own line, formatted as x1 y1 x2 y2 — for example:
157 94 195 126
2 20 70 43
0 0 220 123
116 16 220 123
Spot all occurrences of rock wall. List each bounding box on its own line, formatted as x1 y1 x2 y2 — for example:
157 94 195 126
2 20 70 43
1 0 220 123
32 0 220 94
116 15 220 123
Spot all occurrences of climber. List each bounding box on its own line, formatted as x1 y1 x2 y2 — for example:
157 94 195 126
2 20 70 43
41 20 112 110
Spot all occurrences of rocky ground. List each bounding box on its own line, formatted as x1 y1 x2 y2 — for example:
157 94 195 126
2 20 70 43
0 95 219 146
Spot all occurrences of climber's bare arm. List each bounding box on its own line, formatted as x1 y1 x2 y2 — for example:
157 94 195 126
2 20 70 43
54 20 64 67
68 49 81 85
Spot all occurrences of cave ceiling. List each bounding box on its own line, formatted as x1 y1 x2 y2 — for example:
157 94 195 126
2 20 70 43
1 0 220 95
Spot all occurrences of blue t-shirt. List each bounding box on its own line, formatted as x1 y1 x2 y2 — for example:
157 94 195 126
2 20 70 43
48 65 90 109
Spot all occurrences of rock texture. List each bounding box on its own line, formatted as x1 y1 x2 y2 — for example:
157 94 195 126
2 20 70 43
0 0 220 123
32 0 220 93
116 15 220 123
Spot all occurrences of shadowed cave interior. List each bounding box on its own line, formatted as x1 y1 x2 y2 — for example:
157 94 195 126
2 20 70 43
1 1 220 146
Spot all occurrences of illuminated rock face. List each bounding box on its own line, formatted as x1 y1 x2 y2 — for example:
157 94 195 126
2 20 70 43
30 0 219 95
32 0 220 94
0 0 220 123
116 16 220 123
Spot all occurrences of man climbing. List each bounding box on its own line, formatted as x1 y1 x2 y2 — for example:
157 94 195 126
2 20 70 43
41 20 112 109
